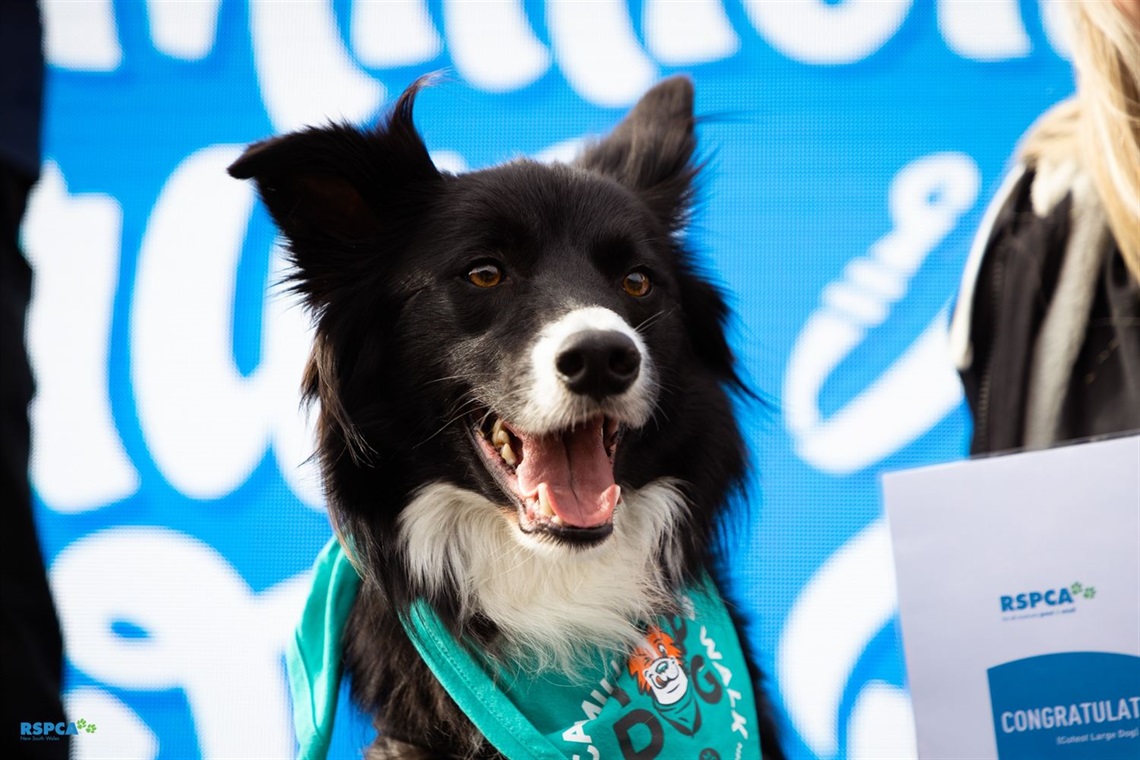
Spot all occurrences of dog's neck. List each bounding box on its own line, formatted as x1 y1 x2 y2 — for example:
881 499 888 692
397 479 688 673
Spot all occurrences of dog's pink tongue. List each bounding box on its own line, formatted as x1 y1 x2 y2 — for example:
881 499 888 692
515 419 619 528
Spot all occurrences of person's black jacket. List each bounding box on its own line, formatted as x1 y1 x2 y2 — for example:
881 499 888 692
950 163 1140 454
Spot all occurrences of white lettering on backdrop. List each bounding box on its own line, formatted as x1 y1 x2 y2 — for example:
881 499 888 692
777 519 918 759
51 528 309 760
783 153 980 474
129 146 321 507
24 163 139 512
43 0 1068 104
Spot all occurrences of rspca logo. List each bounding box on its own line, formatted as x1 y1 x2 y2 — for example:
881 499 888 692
1000 582 1097 620
18 718 97 740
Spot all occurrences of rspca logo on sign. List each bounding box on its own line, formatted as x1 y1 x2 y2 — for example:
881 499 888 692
19 718 97 739
1000 582 1097 619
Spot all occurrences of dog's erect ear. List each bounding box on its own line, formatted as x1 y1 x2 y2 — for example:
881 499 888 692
228 80 442 302
228 136 383 243
576 76 697 229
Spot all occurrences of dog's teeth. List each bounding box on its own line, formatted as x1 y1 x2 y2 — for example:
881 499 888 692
536 490 555 518
549 514 563 526
491 418 512 447
500 442 518 466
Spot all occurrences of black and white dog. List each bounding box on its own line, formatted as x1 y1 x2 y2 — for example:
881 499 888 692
230 76 783 759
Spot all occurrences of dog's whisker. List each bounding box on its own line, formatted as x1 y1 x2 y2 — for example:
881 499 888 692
411 397 486 449
424 373 472 386
634 308 673 333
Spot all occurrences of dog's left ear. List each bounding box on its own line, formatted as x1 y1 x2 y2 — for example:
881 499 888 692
226 81 440 245
227 80 442 309
576 76 697 230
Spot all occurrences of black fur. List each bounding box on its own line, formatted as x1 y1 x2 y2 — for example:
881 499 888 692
229 76 783 759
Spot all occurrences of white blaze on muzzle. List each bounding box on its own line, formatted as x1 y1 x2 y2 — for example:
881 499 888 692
479 305 656 530
526 306 656 431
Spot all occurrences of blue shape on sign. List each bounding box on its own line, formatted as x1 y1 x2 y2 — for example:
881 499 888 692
989 652 1140 759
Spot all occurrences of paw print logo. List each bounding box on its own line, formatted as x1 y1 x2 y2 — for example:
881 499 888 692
1083 587 1096 600
1070 582 1083 595
76 719 86 729
76 719 97 734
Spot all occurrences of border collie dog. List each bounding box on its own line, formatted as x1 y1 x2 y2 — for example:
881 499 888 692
230 76 782 758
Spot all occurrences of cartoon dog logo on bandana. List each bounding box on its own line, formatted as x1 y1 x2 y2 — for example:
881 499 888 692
628 626 701 735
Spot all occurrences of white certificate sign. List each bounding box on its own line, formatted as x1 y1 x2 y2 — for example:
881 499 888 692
883 434 1140 760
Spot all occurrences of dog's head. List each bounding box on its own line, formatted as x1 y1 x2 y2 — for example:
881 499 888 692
230 77 746 630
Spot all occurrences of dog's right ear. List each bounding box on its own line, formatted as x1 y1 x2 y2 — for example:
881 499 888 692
575 76 697 232
228 80 442 303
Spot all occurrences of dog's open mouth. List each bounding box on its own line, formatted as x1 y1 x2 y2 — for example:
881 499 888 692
471 413 622 544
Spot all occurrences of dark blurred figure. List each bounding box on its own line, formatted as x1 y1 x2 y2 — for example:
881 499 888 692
1 1 70 757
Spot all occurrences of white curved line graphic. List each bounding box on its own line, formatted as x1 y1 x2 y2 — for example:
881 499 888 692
643 0 740 65
777 519 900 759
250 0 385 131
547 0 657 107
784 153 979 474
444 0 550 93
787 310 964 473
146 0 222 61
739 0 1066 64
847 681 917 759
741 0 913 65
42 0 122 71
24 163 139 512
937 0 1031 61
352 0 442 68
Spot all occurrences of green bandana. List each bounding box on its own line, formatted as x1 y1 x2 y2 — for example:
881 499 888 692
290 538 762 760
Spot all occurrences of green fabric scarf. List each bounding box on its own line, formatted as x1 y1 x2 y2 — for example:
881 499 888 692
289 537 762 760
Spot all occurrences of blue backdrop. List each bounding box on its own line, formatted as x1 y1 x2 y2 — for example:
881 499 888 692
24 1 1073 758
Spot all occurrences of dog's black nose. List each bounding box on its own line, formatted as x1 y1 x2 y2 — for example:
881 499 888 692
556 331 641 399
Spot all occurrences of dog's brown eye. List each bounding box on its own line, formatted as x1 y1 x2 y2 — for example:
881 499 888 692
468 263 503 288
621 270 651 297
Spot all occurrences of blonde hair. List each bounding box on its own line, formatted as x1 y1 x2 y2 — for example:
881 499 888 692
1022 1 1140 280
